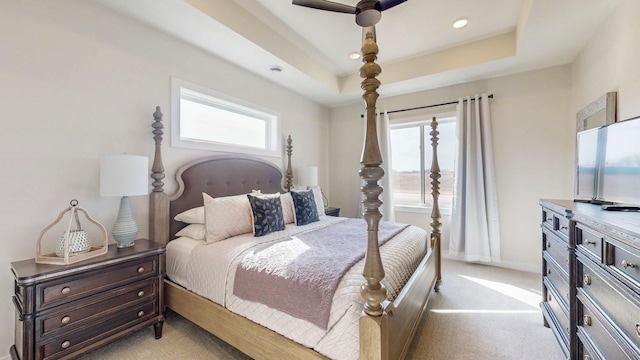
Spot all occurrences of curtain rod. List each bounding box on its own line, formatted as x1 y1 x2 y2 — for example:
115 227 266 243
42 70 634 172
361 94 493 117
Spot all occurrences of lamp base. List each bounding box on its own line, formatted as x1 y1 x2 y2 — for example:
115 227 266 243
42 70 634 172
112 196 139 248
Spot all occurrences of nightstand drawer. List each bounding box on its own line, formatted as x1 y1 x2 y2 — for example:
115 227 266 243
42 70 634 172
41 301 157 359
39 279 157 338
37 257 158 310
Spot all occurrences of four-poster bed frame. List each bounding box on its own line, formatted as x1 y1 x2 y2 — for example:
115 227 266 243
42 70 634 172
149 30 441 360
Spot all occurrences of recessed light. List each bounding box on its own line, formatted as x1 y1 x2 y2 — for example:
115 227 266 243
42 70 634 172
453 17 468 29
269 65 283 73
349 52 361 60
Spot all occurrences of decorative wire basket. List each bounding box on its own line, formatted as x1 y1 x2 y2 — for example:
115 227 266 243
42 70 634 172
36 200 108 265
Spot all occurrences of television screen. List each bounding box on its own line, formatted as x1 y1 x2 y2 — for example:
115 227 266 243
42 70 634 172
576 127 600 200
600 117 640 204
576 116 640 205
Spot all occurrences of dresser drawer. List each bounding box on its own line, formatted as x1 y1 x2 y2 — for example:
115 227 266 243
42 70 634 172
578 296 635 360
576 224 604 263
544 256 570 309
40 301 157 359
578 334 603 360
545 285 570 341
607 239 640 291
37 257 159 311
543 229 570 275
38 279 157 338
579 255 640 351
541 208 570 240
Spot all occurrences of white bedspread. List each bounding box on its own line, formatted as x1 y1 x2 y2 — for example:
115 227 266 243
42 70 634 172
166 216 428 360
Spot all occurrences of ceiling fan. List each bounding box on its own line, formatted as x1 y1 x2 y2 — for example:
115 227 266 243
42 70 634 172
292 0 407 28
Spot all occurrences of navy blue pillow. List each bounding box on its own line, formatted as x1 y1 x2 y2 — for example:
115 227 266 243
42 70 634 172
290 190 319 226
247 195 285 237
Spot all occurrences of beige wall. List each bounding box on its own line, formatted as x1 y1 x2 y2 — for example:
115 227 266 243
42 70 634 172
571 0 640 120
329 65 575 273
0 2 329 355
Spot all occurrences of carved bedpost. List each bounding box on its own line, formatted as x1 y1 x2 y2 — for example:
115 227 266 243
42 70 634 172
285 135 293 191
430 117 442 291
149 106 170 244
359 30 386 318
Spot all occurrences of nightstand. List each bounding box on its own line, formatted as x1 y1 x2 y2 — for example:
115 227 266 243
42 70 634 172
324 207 340 217
10 239 166 360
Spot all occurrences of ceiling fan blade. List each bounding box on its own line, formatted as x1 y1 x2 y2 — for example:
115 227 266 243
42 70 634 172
377 0 408 11
292 0 356 14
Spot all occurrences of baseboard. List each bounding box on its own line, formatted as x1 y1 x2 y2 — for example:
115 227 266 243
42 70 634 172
442 253 540 273
1 353 11 360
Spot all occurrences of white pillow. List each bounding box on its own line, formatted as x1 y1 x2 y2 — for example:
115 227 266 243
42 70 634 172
203 193 253 243
175 224 206 240
174 206 205 224
311 187 325 216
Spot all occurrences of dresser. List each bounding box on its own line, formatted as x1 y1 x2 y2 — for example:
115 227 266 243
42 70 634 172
10 239 166 360
540 200 640 360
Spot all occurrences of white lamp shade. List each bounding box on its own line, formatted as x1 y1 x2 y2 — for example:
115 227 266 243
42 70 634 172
100 155 149 197
298 166 318 188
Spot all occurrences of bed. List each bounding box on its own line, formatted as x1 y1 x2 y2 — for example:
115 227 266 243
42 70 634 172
148 31 442 360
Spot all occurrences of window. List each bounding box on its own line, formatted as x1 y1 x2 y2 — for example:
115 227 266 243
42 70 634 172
171 77 280 157
389 114 456 210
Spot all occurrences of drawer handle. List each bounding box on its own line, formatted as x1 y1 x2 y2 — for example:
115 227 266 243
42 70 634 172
61 287 71 295
546 268 551 276
137 290 145 297
583 315 592 326
138 310 145 318
137 266 145 274
548 294 552 302
61 340 71 349
583 275 591 286
546 217 552 222
622 260 636 269
560 226 568 230
584 240 596 246
635 323 640 338
61 316 71 324
546 241 551 248
584 356 591 360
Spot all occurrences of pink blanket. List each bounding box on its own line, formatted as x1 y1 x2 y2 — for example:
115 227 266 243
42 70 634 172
233 219 409 330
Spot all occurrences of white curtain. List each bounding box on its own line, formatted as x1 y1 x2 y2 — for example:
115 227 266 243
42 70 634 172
449 94 501 263
379 111 396 222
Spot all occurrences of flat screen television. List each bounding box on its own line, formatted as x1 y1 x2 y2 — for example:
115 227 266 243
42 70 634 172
576 115 640 206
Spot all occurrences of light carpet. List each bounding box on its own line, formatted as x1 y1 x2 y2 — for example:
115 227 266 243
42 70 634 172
79 258 564 360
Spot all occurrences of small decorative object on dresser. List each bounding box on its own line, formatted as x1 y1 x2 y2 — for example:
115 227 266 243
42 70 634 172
10 239 166 360
324 207 340 217
35 200 108 266
539 199 640 360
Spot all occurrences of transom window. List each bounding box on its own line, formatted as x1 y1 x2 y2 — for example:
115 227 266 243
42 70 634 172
171 78 280 157
390 114 456 210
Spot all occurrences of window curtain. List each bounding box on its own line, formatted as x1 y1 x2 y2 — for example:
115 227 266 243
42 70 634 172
378 111 396 222
357 112 395 221
449 94 501 263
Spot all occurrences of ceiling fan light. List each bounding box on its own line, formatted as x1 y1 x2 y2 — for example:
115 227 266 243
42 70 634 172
453 18 468 29
356 8 381 27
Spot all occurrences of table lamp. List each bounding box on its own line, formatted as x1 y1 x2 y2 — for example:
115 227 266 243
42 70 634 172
100 154 148 248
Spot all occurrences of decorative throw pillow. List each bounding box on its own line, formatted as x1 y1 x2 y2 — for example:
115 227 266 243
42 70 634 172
174 206 205 224
203 193 253 243
280 192 295 224
175 223 206 240
247 194 285 236
311 187 325 216
291 190 320 225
